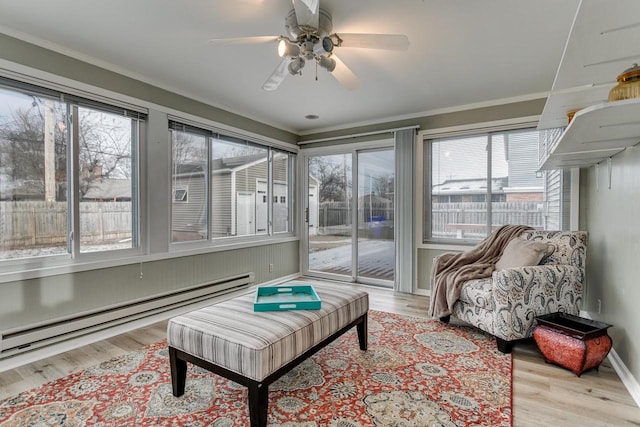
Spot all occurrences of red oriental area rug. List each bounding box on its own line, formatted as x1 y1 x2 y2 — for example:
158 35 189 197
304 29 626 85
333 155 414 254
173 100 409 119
0 310 512 426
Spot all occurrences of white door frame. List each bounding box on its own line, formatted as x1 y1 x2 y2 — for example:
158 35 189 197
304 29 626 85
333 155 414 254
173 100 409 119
300 139 394 285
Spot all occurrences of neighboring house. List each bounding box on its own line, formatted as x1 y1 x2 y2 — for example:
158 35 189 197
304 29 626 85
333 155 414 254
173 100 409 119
171 163 207 240
172 153 310 239
431 135 545 204
502 133 544 202
82 179 131 201
432 177 509 203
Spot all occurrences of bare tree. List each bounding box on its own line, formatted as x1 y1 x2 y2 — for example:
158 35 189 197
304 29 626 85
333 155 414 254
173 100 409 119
0 97 136 200
0 100 67 200
371 174 393 198
78 109 132 180
172 132 207 166
309 156 351 203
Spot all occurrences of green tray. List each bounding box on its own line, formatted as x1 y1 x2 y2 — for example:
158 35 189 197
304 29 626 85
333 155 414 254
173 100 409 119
254 285 322 312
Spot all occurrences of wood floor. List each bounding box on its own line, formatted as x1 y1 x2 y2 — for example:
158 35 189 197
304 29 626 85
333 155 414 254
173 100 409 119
1 280 639 426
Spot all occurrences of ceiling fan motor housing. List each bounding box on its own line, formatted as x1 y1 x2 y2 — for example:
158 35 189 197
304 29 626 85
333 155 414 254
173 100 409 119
284 8 333 39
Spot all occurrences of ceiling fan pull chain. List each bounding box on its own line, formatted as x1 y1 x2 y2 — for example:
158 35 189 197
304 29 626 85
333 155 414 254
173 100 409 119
315 60 318 81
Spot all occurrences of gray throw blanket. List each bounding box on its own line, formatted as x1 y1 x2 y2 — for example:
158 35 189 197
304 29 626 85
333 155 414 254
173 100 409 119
428 224 533 319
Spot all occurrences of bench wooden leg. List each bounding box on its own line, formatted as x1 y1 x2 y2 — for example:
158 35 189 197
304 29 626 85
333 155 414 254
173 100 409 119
248 381 268 427
357 313 368 351
169 347 187 396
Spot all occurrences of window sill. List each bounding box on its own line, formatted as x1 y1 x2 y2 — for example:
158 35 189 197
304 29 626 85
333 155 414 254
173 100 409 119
0 235 299 284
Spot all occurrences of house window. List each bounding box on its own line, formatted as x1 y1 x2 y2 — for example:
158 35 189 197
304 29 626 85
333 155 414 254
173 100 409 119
0 79 144 260
174 187 188 202
169 121 295 242
425 127 569 242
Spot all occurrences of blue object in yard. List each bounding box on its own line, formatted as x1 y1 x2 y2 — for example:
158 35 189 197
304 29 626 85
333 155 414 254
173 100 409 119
370 216 385 238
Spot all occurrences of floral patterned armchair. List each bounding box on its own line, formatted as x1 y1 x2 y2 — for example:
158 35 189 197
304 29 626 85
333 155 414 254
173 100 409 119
449 230 587 353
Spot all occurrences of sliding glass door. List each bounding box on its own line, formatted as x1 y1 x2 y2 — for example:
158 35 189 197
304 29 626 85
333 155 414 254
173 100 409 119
306 154 353 278
304 146 394 287
357 150 395 283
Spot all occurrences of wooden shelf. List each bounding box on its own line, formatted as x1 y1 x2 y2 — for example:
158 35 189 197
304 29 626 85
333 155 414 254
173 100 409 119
537 84 613 131
539 98 640 170
537 0 640 170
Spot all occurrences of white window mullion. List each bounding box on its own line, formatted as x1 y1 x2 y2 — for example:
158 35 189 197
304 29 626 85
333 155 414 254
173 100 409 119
70 105 81 257
267 149 273 236
486 134 493 235
207 136 212 241
290 154 296 235
351 150 358 282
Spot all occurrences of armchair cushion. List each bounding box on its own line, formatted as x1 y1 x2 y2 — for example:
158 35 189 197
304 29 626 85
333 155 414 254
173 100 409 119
458 277 495 311
495 237 550 271
492 264 584 340
522 230 586 267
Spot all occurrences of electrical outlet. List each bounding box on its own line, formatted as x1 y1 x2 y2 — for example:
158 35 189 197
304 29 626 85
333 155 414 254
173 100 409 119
269 263 274 272
597 299 602 314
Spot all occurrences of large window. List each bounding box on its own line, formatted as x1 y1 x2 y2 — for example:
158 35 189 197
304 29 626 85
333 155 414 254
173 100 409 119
170 121 295 243
0 80 143 261
425 128 570 242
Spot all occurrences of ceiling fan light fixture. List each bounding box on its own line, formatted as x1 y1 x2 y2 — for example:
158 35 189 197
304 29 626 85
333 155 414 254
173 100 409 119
277 38 300 58
317 55 336 72
209 1 408 92
288 57 306 75
313 36 334 56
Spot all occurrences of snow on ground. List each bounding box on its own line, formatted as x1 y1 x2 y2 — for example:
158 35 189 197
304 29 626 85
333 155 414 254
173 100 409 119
308 239 394 280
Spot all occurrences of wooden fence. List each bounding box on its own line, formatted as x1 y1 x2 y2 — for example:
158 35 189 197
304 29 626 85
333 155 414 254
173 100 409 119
432 202 544 239
1 200 544 249
0 201 132 250
318 201 394 228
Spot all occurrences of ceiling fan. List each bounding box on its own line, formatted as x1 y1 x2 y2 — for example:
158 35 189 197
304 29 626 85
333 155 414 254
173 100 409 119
207 0 410 91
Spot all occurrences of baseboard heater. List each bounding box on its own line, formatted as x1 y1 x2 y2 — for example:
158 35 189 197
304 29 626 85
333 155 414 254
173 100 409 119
0 272 254 359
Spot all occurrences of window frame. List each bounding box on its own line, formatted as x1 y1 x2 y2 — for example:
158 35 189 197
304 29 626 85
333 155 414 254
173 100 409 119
0 77 146 267
417 117 575 248
169 119 297 249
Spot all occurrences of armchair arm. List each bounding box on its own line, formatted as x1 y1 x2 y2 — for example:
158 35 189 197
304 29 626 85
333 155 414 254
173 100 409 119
490 265 584 341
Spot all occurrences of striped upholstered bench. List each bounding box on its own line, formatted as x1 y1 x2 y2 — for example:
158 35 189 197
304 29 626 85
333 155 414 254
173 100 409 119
167 284 369 427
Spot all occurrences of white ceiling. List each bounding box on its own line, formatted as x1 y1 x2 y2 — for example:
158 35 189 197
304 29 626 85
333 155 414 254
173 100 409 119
0 0 581 135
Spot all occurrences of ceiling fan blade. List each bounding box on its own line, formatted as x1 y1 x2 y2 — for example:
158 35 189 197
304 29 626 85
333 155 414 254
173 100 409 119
207 36 279 46
331 55 360 90
262 58 292 91
292 0 319 28
335 33 410 51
